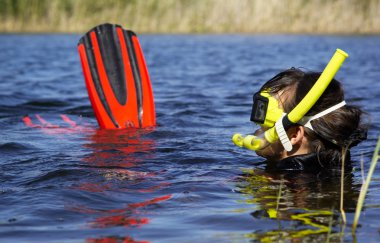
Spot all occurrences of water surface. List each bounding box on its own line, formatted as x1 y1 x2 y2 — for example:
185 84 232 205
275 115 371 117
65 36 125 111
0 33 379 242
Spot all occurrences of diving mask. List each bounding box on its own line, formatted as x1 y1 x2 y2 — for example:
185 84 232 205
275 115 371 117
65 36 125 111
250 91 283 128
250 92 347 131
234 97 347 151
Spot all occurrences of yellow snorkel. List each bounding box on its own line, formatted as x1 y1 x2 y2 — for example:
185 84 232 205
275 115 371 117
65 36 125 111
233 49 348 152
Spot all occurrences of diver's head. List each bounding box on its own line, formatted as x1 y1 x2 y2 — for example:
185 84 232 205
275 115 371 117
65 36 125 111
252 68 367 165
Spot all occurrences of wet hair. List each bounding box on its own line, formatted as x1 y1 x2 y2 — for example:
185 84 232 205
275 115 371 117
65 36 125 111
260 68 368 168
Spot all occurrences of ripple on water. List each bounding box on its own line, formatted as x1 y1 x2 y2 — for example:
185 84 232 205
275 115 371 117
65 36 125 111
0 142 36 152
0 34 380 242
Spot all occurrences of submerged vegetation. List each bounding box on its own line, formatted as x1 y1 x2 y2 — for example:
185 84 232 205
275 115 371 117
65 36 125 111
0 0 380 34
238 137 380 241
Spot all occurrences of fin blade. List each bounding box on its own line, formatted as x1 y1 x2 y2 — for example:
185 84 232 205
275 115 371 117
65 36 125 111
78 23 155 129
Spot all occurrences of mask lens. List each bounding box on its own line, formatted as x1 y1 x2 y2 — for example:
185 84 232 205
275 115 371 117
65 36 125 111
250 93 268 124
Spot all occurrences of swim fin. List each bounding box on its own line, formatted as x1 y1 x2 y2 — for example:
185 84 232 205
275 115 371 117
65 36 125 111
78 23 156 129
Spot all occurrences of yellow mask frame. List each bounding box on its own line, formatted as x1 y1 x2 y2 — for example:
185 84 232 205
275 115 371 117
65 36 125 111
250 91 283 128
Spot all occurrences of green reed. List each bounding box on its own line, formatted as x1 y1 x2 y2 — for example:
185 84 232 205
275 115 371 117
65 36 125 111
1 0 380 33
352 136 380 233
340 146 349 224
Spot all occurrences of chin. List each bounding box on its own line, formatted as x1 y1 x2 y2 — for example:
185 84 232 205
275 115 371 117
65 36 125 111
255 149 275 159
255 144 283 161
255 150 265 158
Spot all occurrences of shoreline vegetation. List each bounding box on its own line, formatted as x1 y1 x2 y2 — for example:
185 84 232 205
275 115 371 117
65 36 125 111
1 0 380 34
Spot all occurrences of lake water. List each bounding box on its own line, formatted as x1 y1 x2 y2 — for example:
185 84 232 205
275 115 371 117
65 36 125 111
0 33 379 242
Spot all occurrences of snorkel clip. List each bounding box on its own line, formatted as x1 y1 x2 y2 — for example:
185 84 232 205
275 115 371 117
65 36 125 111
275 114 293 152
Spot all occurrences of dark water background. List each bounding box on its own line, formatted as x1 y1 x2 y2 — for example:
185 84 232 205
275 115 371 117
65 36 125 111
0 33 379 242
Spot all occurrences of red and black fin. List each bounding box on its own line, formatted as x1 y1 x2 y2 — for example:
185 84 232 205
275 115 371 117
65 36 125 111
78 23 155 129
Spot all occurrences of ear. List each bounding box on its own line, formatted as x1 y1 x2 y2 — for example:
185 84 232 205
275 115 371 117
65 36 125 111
287 126 305 146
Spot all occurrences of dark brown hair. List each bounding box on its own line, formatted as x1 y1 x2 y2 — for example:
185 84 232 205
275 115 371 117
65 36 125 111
260 68 368 167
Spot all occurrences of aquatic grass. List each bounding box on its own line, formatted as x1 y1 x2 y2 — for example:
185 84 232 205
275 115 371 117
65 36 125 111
340 146 349 224
352 136 380 233
325 208 334 243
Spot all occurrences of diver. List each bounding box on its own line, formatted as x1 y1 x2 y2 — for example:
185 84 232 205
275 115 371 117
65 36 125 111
233 49 368 172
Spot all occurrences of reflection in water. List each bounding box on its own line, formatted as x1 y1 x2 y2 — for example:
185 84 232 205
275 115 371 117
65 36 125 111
23 114 95 134
87 236 149 243
236 168 359 242
22 115 172 242
70 128 171 242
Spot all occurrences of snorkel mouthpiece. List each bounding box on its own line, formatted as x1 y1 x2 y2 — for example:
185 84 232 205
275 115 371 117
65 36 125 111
243 135 267 150
232 134 266 150
232 133 244 147
233 49 349 152
232 127 277 151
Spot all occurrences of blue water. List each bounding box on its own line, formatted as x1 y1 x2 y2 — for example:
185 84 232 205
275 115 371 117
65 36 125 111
0 33 379 242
